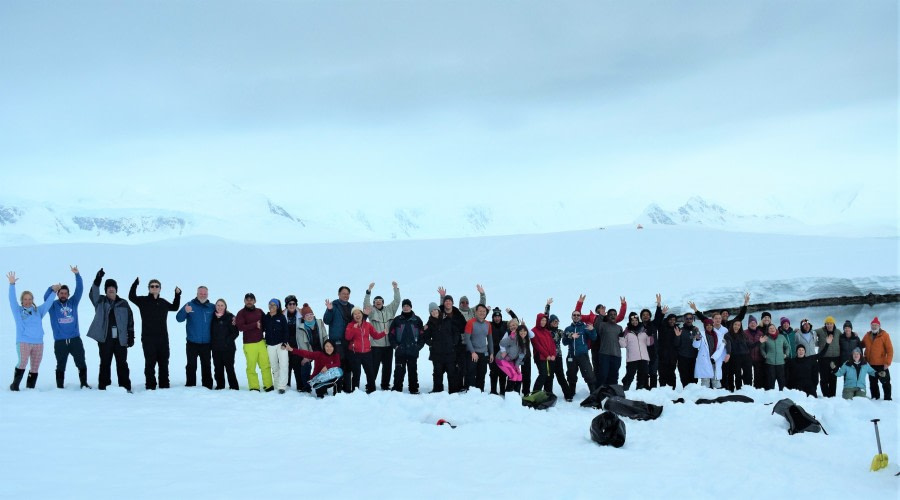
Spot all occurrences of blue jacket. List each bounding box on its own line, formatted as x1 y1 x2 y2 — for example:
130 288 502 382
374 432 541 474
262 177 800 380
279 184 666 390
176 298 215 343
9 284 52 343
834 360 876 391
323 299 354 343
43 273 83 340
563 321 596 357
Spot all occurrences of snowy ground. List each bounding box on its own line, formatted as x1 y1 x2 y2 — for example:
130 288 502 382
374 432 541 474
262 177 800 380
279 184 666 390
0 227 897 498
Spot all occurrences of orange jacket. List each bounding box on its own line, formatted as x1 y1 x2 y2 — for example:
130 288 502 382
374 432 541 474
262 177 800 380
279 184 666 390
861 329 893 366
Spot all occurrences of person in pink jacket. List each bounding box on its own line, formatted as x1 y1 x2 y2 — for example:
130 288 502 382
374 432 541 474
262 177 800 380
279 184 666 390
344 306 383 393
619 312 654 390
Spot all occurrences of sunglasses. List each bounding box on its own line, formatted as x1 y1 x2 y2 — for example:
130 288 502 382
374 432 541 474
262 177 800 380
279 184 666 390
572 314 581 317
287 302 298 306
149 285 160 289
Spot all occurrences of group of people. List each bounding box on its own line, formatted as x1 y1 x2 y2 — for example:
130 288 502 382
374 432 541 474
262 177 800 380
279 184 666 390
7 268 894 402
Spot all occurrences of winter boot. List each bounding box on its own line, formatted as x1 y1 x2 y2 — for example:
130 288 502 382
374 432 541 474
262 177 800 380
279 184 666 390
25 372 38 389
56 370 65 389
10 368 25 391
79 369 92 389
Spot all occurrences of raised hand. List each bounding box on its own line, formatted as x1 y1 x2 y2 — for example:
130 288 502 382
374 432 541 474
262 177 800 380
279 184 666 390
662 305 669 315
51 283 61 292
476 284 484 294
184 305 193 313
655 293 661 305
96 268 105 280
578 294 586 303
546 298 553 306
688 301 698 312
325 299 333 310
674 326 682 337
759 335 768 343
586 323 593 331
392 281 398 288
368 282 375 292
744 292 751 305
620 296 626 304
437 286 446 297
70 265 79 274
363 305 372 316
7 271 18 284
175 287 181 295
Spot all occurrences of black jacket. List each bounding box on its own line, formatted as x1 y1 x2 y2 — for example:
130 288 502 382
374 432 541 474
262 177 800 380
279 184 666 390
210 312 239 351
640 306 663 361
724 329 751 356
390 312 425 357
425 307 465 360
787 355 819 396
128 279 181 339
263 313 290 346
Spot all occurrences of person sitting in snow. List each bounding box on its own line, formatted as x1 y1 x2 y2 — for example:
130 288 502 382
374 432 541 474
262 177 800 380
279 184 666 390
833 347 883 400
284 339 341 398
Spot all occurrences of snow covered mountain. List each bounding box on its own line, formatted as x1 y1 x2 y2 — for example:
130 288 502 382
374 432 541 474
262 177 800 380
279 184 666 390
636 196 800 230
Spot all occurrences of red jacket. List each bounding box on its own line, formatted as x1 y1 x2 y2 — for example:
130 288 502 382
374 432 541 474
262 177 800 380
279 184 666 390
345 321 386 353
531 314 557 361
290 348 341 374
575 299 627 326
235 307 264 344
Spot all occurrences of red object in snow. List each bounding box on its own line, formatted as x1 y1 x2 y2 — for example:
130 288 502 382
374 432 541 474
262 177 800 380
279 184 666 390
436 419 457 429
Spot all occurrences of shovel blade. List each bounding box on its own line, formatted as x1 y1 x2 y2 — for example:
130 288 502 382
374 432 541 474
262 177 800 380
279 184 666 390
870 453 889 471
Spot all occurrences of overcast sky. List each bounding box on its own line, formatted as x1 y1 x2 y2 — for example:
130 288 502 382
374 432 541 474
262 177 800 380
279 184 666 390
0 1 896 224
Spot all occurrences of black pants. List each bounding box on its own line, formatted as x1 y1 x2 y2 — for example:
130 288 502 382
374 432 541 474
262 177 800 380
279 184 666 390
349 350 376 393
724 354 752 391
818 357 839 397
658 354 677 389
648 354 658 389
185 341 212 389
489 361 508 395
752 359 766 389
677 356 697 388
521 354 532 394
465 352 490 391
593 352 622 386
534 358 572 399
98 336 130 391
371 346 393 390
566 353 596 395
212 348 239 390
335 342 352 393
622 360 649 390
454 347 468 392
392 353 419 393
766 364 785 390
287 353 304 390
431 356 458 393
869 365 891 400
54 337 87 373
142 336 170 389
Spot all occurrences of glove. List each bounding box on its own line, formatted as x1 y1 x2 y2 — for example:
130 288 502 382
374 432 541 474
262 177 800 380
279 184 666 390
94 268 105 286
127 333 135 348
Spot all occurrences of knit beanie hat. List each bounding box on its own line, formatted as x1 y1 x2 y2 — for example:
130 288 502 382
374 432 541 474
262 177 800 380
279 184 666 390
443 295 454 304
748 314 758 326
492 307 502 318
761 311 772 319
548 314 559 324
843 320 852 329
871 317 881 326
429 302 439 313
824 316 836 325
104 279 118 292
300 303 314 316
780 317 790 326
401 298 412 308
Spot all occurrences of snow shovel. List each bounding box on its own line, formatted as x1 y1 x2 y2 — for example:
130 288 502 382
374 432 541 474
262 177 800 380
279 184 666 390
870 419 888 471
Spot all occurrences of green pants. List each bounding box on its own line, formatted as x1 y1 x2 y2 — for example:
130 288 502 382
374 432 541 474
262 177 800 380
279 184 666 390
841 387 866 399
243 341 273 390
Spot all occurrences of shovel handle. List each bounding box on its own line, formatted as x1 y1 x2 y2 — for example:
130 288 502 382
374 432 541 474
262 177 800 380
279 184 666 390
872 420 883 454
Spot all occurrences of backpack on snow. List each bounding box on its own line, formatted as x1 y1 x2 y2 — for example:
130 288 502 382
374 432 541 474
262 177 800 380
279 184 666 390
580 384 626 409
590 411 626 448
602 396 663 421
695 395 754 405
771 398 827 435
522 390 558 410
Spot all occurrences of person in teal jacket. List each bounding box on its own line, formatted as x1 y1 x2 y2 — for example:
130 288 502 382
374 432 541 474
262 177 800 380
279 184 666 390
759 324 790 391
834 347 882 399
43 266 90 389
8 271 53 390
